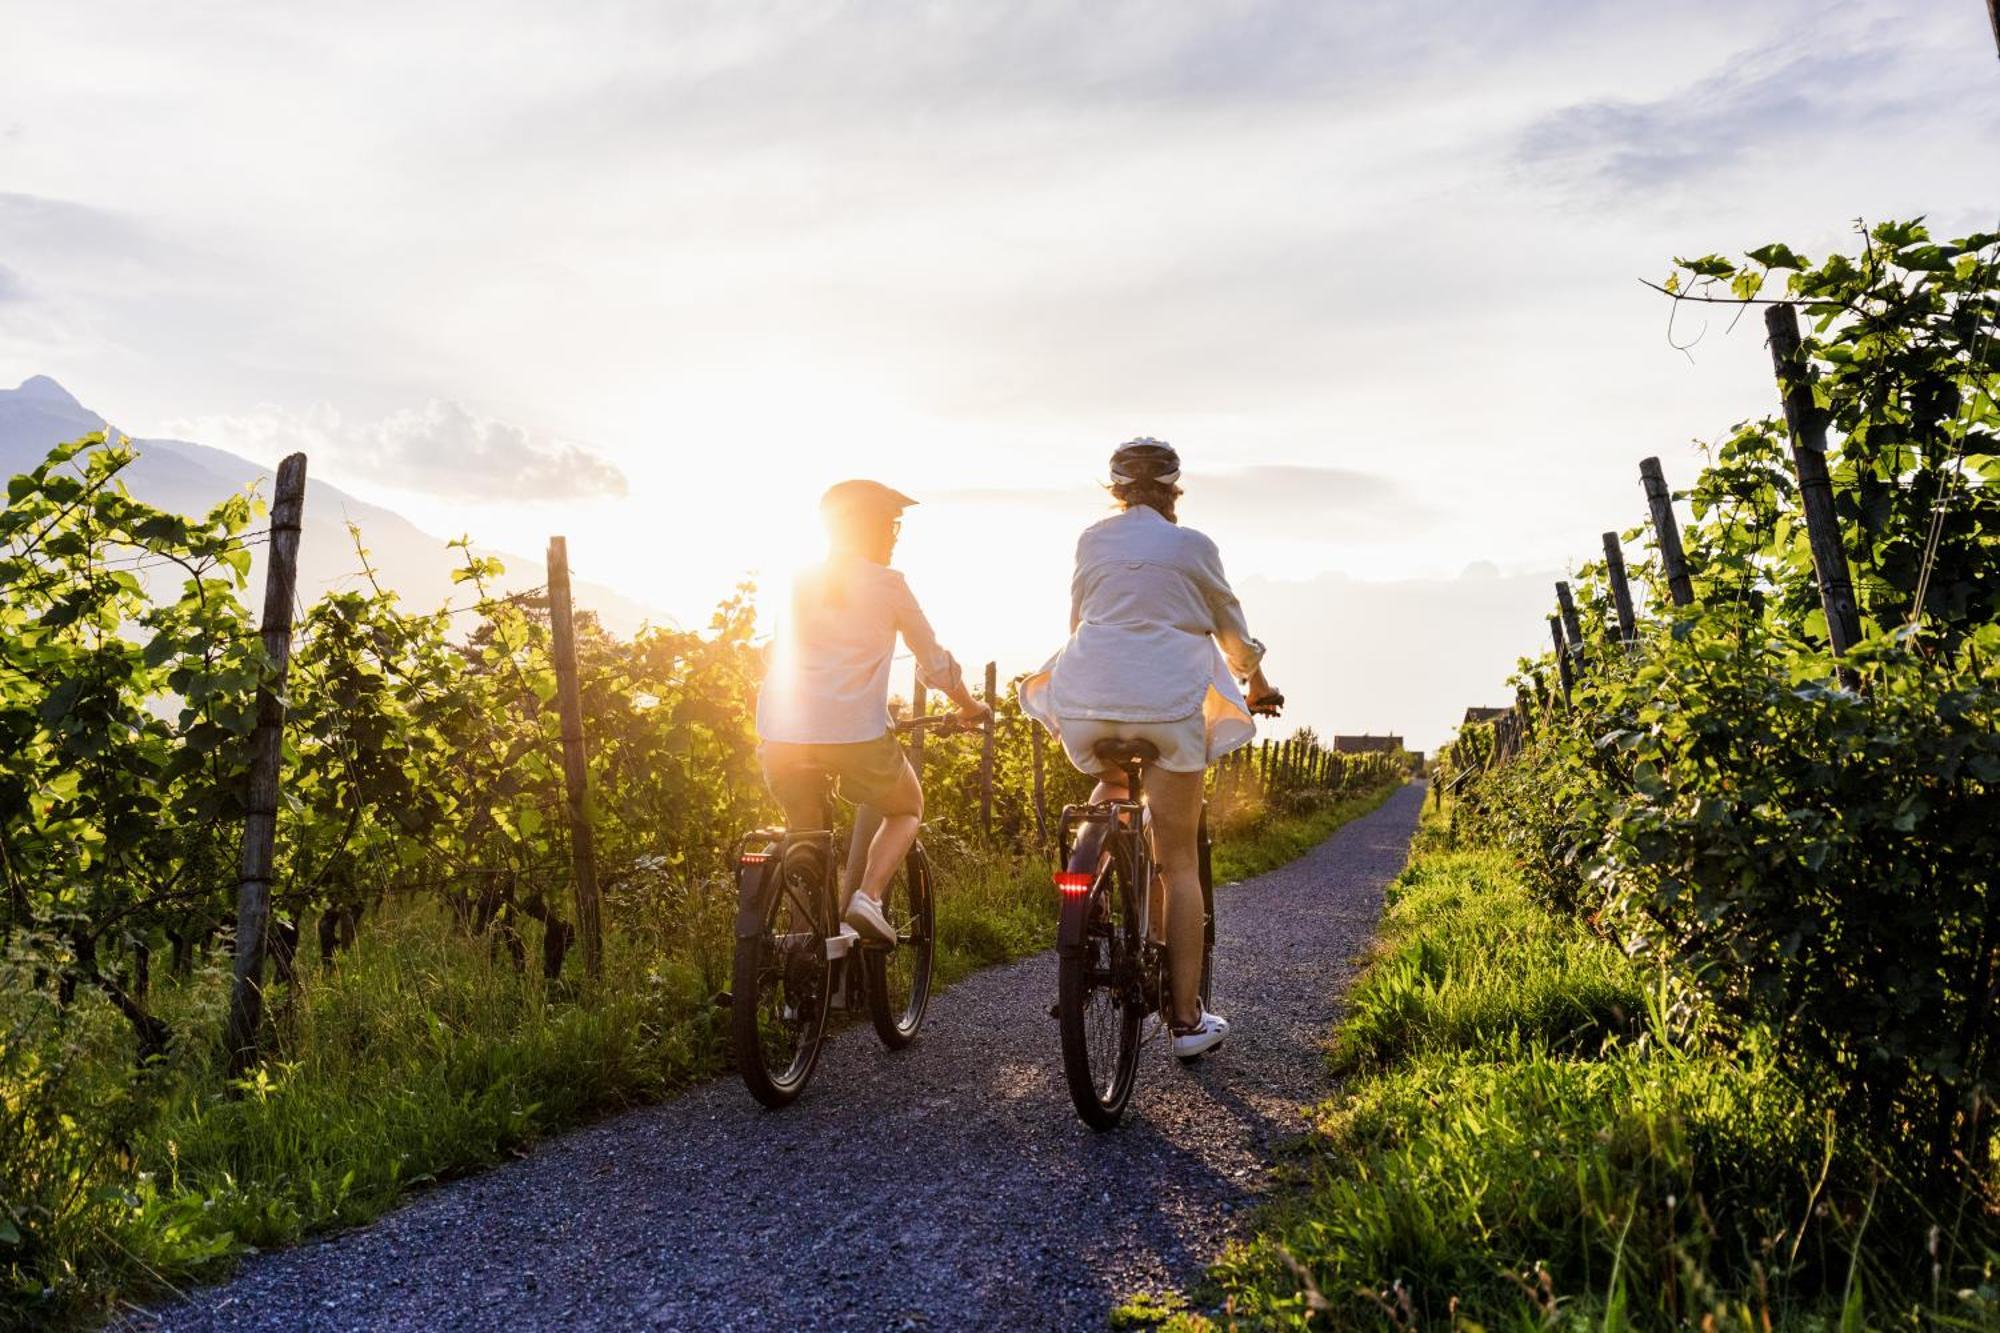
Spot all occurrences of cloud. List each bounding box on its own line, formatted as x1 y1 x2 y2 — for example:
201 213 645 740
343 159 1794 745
1512 30 1963 194
0 264 25 303
0 191 152 255
163 400 628 501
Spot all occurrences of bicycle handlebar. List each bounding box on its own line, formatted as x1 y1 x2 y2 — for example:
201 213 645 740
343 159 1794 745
894 712 985 737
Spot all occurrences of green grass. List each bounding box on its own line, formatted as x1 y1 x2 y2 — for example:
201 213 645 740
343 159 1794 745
1212 782 1402 886
1162 809 2000 1331
3 784 1399 1329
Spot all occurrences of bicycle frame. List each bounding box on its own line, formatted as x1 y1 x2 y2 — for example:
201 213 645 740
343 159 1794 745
733 803 872 993
1054 778 1211 1020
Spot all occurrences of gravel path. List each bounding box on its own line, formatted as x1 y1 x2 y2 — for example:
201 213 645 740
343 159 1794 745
144 782 1424 1332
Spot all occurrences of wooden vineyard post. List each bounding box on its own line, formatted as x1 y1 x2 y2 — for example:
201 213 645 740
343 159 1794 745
1766 302 1863 685
979 661 997 837
1640 458 1695 608
1602 532 1638 644
546 537 603 980
225 452 307 1077
1549 614 1574 705
1259 740 1272 791
1555 581 1585 669
1031 723 1048 851
909 676 929 777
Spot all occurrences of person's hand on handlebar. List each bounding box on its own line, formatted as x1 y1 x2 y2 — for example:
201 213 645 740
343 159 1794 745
1245 666 1284 717
945 681 992 729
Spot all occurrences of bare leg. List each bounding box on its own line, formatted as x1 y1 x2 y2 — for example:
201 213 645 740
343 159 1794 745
1082 774 1165 939
1146 767 1208 1030
855 757 924 905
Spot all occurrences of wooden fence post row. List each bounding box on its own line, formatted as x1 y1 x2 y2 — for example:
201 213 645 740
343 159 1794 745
225 453 308 1076
1501 308 1879 773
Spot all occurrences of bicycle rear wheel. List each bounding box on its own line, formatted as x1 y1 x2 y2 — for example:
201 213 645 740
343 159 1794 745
1058 826 1142 1129
732 842 833 1108
865 844 935 1049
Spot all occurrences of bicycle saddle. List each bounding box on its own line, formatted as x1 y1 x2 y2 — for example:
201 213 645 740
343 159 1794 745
1091 737 1160 766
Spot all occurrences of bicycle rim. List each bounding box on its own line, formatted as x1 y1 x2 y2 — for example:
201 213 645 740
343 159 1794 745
866 845 935 1049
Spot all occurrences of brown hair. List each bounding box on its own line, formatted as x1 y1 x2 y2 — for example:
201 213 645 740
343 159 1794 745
1110 478 1181 524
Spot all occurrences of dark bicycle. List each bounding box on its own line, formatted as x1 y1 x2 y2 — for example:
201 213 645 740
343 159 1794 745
1054 697 1281 1129
727 713 975 1109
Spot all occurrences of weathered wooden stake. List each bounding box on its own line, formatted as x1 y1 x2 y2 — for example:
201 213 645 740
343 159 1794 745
979 661 997 837
546 536 603 980
1639 457 1695 608
225 452 307 1076
1765 302 1863 682
1549 614 1574 705
1031 722 1048 850
909 676 929 776
1601 532 1638 643
1555 581 1584 666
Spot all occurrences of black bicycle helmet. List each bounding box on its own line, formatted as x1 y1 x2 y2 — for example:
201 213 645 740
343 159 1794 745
1108 438 1181 485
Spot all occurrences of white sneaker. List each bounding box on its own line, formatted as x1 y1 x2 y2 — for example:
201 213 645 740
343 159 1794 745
1171 1009 1229 1060
844 892 897 946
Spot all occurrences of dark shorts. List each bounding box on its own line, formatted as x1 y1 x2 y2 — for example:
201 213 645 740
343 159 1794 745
759 732 909 825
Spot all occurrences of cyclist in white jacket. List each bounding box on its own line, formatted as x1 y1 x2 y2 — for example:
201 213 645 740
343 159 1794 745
1022 439 1281 1058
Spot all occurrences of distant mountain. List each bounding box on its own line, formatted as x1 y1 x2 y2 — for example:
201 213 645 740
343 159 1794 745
0 375 650 629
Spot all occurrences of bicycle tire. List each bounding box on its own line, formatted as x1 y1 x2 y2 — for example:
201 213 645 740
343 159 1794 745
1058 824 1142 1129
865 844 935 1049
731 841 833 1108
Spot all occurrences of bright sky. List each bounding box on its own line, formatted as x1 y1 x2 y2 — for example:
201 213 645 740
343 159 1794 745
3 2 1996 749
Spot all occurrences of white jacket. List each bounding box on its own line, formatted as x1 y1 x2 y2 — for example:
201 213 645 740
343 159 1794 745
1021 506 1264 757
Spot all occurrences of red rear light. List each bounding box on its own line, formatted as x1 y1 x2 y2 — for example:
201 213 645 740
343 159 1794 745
1054 872 1093 894
740 852 771 865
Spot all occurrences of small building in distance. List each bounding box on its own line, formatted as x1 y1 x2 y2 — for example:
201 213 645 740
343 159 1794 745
1462 706 1511 727
1333 733 1404 755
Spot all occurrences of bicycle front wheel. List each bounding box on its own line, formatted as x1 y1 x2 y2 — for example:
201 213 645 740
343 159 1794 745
732 843 833 1108
865 844 935 1049
1058 828 1142 1129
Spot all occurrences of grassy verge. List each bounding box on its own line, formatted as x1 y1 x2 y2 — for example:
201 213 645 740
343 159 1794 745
1155 805 2000 1330
7 782 1400 1328
1212 783 1401 886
